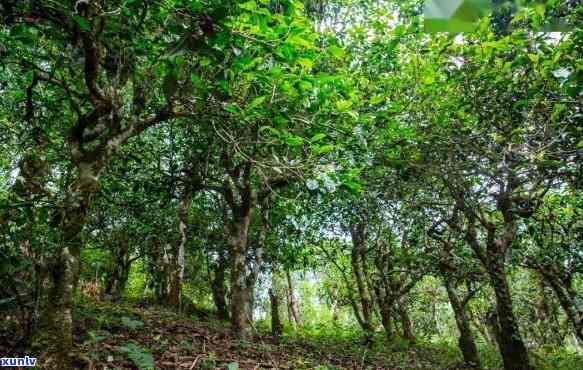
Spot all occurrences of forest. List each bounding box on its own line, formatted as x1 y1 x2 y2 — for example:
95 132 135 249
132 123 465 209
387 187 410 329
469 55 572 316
0 1 582 369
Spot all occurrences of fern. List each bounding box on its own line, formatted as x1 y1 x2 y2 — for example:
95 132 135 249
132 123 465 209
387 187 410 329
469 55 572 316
119 341 155 370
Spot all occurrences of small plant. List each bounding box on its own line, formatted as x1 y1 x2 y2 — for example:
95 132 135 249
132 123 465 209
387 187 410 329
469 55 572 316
226 362 239 370
199 358 217 369
95 313 116 329
179 338 195 351
199 352 218 369
121 316 144 330
84 330 108 362
85 330 107 345
118 341 155 370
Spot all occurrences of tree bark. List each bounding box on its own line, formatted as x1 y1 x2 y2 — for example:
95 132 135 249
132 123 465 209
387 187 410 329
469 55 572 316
487 259 532 370
533 274 563 346
37 246 77 370
286 270 302 327
398 301 416 342
229 210 253 338
458 212 533 370
211 248 230 321
103 237 132 301
444 278 481 368
269 286 283 338
349 222 374 335
244 207 266 323
379 301 394 339
540 268 583 342
168 192 190 309
38 171 94 369
103 260 131 301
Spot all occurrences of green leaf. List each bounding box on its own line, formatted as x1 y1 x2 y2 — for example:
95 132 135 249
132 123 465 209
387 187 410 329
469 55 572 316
287 35 313 49
313 145 334 155
259 126 280 137
284 134 304 146
310 133 326 142
298 80 313 92
227 363 239 370
328 45 345 59
422 75 435 85
72 15 91 31
335 100 352 112
224 104 239 113
25 71 34 85
119 342 154 370
248 96 267 110
239 1 257 11
190 73 202 88
370 95 384 105
297 58 314 69
121 317 144 330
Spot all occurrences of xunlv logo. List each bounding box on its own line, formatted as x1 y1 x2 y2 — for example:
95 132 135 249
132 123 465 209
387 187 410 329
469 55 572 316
0 356 37 367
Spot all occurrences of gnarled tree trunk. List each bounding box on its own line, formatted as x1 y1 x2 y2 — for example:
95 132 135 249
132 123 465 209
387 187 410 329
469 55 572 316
487 257 531 370
444 278 481 368
398 301 416 342
103 237 133 301
38 166 98 369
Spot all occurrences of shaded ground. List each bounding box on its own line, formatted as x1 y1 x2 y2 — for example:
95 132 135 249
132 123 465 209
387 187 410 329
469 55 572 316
64 298 466 370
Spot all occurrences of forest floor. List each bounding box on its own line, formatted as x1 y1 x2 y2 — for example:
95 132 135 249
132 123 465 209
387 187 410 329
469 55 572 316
64 297 469 370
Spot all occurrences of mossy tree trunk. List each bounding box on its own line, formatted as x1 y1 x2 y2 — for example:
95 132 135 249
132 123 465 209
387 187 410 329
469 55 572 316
538 266 583 342
398 301 416 342
443 278 481 368
168 191 191 309
38 165 98 369
349 222 374 337
211 247 230 321
229 211 252 338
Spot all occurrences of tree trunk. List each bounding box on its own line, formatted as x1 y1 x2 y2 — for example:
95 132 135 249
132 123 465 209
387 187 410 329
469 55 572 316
330 285 340 324
398 301 416 342
168 193 190 309
444 278 481 368
229 212 252 338
104 238 132 301
379 302 394 339
211 249 230 321
470 311 494 345
37 178 92 369
104 261 130 301
40 171 95 368
374 282 394 339
286 270 302 327
488 259 532 370
534 274 563 346
244 231 264 322
269 286 283 338
349 223 374 334
36 246 77 370
541 269 583 342
331 300 339 324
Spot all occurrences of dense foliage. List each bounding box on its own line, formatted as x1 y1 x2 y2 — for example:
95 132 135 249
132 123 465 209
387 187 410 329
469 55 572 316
1 1 582 369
